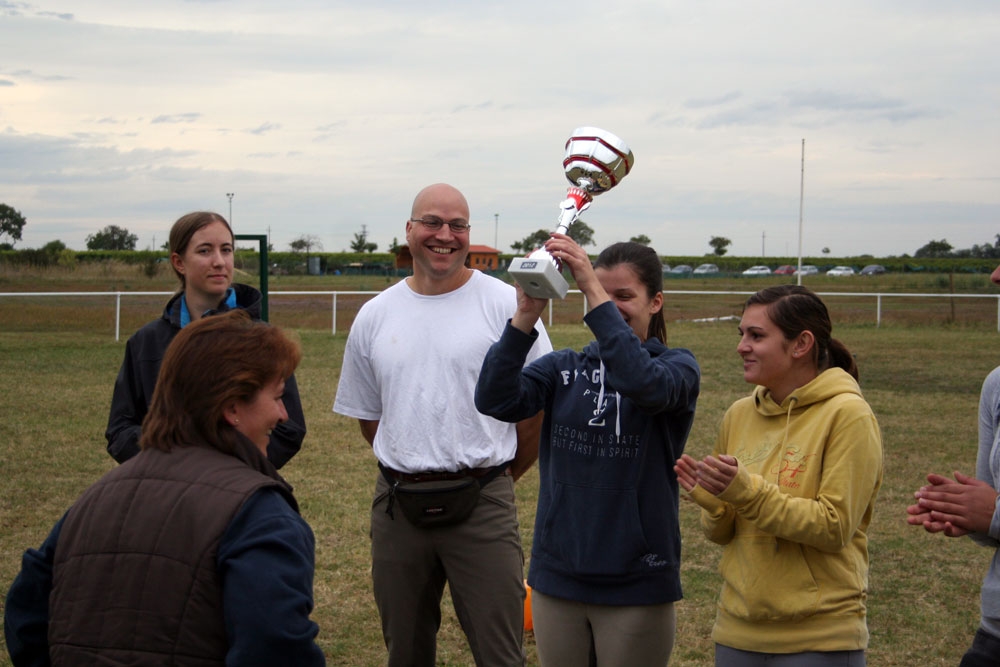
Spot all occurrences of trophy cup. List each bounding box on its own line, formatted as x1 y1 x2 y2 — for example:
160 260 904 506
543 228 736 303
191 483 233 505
508 127 635 299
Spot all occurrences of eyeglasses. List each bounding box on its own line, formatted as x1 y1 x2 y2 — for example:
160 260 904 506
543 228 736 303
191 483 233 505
409 217 471 234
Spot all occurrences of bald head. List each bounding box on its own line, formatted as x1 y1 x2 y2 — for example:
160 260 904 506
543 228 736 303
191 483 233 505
411 183 469 220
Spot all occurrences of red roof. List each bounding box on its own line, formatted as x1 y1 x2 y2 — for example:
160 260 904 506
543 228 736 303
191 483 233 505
469 245 500 254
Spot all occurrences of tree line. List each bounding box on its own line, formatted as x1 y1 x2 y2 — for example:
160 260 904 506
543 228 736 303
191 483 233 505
2 201 999 259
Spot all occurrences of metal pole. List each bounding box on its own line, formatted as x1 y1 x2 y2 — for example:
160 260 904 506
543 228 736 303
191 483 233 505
494 213 499 251
797 139 805 286
226 192 234 226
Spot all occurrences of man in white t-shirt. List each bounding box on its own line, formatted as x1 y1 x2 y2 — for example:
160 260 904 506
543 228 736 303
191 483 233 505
334 183 552 666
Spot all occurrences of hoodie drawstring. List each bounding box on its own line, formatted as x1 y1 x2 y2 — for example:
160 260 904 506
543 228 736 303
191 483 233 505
594 360 622 437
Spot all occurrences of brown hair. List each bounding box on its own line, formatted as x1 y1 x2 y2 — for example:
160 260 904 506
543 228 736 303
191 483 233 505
594 242 667 343
141 310 301 454
168 212 233 289
745 284 858 381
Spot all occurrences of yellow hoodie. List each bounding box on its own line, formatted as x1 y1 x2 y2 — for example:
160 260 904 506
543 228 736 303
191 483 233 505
690 367 883 653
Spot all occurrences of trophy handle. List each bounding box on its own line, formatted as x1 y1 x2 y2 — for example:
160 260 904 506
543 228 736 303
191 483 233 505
555 186 593 233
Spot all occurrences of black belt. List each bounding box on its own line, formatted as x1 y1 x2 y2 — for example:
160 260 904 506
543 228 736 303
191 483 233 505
378 463 510 484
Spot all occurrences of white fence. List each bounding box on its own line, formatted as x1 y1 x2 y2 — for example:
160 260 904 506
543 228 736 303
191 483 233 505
2 290 999 339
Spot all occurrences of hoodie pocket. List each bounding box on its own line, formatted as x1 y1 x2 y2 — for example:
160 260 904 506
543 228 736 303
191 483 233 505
719 536 820 621
537 482 657 576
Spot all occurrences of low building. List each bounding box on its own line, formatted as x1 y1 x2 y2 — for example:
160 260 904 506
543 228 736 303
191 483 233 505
393 245 501 272
468 245 501 271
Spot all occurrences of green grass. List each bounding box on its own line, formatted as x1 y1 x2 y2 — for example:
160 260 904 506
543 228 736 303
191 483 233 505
1 283 998 665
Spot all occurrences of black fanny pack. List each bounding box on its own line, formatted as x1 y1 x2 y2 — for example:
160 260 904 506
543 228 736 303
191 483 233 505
379 463 509 528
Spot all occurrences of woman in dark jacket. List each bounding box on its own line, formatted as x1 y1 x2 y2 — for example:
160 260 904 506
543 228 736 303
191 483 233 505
105 211 305 467
6 309 325 666
476 236 700 666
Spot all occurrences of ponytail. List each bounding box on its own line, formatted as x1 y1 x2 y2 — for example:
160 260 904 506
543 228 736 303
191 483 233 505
827 338 858 381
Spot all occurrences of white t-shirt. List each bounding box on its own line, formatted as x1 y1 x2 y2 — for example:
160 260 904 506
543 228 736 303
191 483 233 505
334 271 553 472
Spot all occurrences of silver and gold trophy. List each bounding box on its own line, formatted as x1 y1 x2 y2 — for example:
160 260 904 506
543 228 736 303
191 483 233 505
508 127 635 299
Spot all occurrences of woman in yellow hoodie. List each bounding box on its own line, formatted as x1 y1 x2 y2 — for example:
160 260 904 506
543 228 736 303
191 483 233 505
676 285 883 666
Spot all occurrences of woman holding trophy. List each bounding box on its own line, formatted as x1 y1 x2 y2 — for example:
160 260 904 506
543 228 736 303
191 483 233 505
476 235 700 666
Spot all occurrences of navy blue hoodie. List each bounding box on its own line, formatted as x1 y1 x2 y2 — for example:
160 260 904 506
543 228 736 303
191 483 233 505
476 301 700 605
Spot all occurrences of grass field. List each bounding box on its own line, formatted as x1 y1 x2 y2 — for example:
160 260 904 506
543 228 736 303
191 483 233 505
2 267 999 665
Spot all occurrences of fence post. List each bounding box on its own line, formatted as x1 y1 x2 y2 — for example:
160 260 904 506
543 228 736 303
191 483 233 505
332 293 338 335
876 294 882 328
115 293 122 341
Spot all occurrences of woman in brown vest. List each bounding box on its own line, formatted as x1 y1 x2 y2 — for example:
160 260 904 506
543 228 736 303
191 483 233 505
5 310 325 665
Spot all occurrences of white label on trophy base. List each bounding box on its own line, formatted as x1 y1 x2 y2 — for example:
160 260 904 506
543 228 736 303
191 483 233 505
508 257 570 300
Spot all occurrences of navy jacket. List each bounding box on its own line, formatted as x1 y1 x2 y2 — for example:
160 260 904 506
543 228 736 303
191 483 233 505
476 301 700 605
105 284 306 468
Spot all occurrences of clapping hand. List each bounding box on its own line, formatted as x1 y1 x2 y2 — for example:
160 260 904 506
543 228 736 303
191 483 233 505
674 454 739 496
906 471 999 537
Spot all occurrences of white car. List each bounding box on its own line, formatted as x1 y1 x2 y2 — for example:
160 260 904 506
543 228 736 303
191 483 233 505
741 265 771 276
794 265 819 276
826 265 856 277
693 263 719 274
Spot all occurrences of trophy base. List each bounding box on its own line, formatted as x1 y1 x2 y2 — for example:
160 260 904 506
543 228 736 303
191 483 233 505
508 257 570 300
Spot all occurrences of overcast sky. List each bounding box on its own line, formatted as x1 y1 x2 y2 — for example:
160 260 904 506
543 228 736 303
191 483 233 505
1 1 998 258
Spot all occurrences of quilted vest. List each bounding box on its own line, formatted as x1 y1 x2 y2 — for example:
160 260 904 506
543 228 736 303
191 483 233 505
48 445 290 666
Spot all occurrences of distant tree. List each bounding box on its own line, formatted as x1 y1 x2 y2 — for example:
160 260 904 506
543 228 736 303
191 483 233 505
511 220 596 254
568 220 595 247
915 239 954 258
709 236 732 257
350 229 377 253
289 234 323 254
86 225 138 250
511 230 551 254
42 240 66 255
629 234 651 246
0 204 27 247
389 237 402 254
966 234 1000 259
822 247 830 255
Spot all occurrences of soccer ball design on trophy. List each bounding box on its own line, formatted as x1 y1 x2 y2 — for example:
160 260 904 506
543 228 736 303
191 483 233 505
508 127 635 299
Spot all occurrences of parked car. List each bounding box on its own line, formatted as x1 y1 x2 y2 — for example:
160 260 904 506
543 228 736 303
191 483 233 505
693 263 719 274
794 265 819 276
668 264 693 275
741 265 771 276
773 265 797 275
826 265 856 277
860 264 886 276
661 264 671 274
